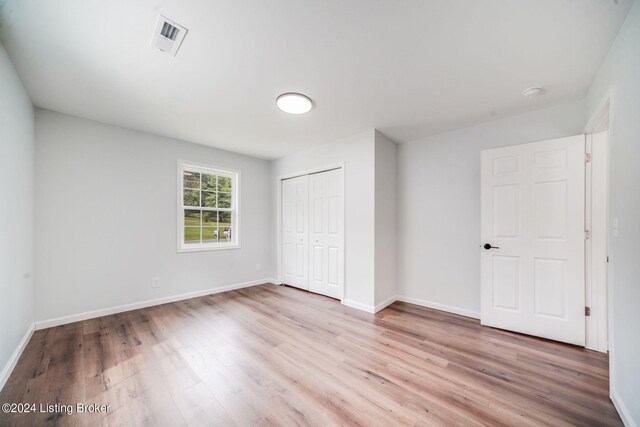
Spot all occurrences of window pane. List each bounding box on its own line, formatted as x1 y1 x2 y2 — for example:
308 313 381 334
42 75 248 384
218 192 231 208
183 172 200 189
202 191 216 208
203 211 218 226
184 209 201 226
218 176 232 192
183 189 199 207
202 227 218 243
218 211 231 226
219 226 232 242
202 174 217 191
184 227 201 244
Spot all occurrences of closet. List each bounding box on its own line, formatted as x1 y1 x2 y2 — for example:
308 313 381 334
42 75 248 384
281 168 344 299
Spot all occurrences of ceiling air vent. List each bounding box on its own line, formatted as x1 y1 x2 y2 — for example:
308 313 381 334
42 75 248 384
151 15 187 57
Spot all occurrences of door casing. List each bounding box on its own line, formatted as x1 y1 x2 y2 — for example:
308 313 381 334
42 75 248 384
584 95 611 353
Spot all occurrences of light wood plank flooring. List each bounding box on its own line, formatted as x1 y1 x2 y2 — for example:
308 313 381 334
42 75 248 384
0 284 621 426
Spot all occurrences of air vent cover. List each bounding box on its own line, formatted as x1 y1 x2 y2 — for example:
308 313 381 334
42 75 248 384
161 22 180 41
151 15 187 57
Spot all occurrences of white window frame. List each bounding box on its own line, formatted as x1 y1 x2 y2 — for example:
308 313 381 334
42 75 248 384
177 160 241 252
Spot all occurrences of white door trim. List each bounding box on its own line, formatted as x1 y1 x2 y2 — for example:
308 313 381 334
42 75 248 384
584 94 611 353
276 163 346 301
585 130 609 352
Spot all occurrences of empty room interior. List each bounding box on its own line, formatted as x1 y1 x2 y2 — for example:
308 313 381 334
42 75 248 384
1 1 640 426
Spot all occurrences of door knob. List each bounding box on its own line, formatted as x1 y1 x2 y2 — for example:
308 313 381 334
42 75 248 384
483 243 500 250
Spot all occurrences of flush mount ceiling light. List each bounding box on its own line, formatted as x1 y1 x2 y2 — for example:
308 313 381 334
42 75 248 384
276 92 313 114
522 86 545 98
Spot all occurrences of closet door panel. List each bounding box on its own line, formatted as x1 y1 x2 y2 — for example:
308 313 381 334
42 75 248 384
282 175 309 290
309 173 326 294
309 169 343 299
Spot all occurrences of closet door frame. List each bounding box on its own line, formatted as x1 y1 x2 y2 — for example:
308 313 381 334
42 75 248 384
276 163 345 301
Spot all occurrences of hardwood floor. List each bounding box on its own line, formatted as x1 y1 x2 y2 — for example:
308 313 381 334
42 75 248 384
0 284 621 426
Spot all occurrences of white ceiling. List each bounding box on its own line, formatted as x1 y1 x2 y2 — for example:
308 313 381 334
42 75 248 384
0 0 633 159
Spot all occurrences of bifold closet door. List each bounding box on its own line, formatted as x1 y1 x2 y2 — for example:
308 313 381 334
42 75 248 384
282 175 309 290
308 169 344 299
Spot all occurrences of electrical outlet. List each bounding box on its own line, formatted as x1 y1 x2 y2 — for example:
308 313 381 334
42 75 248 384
256 264 262 271
151 278 160 288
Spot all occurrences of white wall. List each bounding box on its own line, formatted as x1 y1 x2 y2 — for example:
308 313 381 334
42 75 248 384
374 131 397 307
397 99 587 315
586 1 640 424
0 43 34 385
34 109 272 323
271 131 376 308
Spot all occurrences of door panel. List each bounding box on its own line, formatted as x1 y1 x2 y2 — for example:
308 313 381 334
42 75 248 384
481 135 585 345
533 258 566 318
308 169 343 299
535 181 567 240
328 247 339 285
313 246 323 281
492 255 520 311
282 175 308 290
493 184 520 238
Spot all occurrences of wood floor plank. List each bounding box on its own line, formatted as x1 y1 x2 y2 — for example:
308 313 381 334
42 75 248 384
0 284 622 426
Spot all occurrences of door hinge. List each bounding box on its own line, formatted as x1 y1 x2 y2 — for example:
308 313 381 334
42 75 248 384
585 229 590 239
585 307 591 317
585 153 592 163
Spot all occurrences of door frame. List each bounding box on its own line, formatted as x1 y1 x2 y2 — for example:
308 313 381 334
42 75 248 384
584 93 612 353
276 163 346 301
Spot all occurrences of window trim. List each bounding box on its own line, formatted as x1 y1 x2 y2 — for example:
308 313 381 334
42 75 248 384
177 160 241 252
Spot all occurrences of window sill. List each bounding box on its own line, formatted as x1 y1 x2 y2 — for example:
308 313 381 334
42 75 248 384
178 244 241 253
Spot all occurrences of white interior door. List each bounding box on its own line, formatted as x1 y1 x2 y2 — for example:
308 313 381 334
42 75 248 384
282 175 308 290
308 169 344 299
481 135 586 345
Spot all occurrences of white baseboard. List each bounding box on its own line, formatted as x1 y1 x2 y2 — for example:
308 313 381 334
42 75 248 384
341 299 376 313
395 295 481 319
612 388 637 427
374 295 398 312
342 295 480 319
35 279 275 330
0 322 35 391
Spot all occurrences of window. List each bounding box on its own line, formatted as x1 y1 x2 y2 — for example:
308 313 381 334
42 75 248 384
177 161 240 252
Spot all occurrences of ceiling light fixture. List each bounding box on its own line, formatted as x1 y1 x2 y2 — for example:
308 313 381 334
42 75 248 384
522 87 545 98
276 92 313 114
